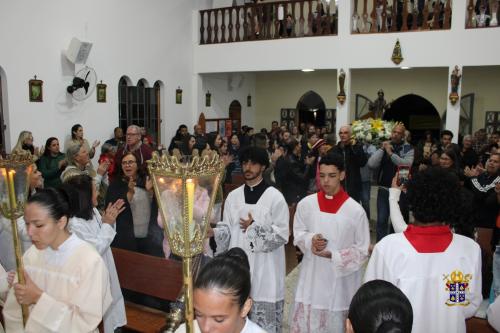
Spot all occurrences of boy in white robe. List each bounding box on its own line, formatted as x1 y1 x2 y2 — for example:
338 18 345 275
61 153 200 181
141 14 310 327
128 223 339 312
210 147 289 333
290 153 370 333
365 167 482 333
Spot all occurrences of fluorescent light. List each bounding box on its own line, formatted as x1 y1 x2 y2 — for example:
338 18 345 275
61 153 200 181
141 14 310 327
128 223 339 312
401 66 411 70
301 69 315 72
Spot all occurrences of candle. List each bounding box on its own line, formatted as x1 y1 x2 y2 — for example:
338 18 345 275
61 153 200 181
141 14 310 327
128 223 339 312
6 169 17 211
186 179 195 224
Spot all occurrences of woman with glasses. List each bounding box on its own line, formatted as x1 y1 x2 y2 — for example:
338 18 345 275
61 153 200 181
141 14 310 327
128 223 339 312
105 152 153 252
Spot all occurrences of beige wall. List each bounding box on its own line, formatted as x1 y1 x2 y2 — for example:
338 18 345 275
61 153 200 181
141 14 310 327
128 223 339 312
255 70 337 130
350 67 448 118
462 66 500 133
254 66 500 134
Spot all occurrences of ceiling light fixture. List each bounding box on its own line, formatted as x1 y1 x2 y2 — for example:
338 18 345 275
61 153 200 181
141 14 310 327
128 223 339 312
301 69 315 72
401 66 411 70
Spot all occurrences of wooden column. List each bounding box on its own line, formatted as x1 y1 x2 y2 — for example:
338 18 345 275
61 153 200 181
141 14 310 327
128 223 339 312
200 11 205 44
235 7 241 41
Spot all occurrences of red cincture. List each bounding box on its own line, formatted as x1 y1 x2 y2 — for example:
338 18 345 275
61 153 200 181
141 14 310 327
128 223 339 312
404 224 453 253
317 188 350 214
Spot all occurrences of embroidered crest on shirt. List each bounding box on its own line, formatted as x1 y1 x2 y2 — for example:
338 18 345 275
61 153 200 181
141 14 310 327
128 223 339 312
444 270 472 306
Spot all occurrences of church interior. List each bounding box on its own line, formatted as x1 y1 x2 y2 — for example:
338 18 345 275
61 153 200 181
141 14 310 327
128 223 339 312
1 0 500 332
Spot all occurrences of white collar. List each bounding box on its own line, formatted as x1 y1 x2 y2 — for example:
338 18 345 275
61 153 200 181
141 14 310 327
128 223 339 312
44 233 82 266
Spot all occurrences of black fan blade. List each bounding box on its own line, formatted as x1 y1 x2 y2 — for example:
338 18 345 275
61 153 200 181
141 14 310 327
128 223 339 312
84 82 90 94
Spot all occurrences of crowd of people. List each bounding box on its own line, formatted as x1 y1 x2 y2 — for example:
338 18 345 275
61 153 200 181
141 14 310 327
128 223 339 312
0 119 499 333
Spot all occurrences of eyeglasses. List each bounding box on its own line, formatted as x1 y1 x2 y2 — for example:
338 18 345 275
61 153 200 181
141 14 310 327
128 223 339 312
121 160 137 166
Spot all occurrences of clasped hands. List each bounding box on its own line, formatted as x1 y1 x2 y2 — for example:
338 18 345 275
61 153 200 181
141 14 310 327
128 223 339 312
312 234 331 259
9 270 43 306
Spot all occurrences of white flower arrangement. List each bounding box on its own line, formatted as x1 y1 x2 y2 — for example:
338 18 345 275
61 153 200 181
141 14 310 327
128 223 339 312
351 118 398 145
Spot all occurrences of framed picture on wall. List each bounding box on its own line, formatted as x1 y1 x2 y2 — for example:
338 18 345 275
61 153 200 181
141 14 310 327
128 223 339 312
96 81 107 103
29 76 43 102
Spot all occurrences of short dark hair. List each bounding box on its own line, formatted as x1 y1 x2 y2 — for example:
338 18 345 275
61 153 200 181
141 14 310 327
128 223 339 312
252 133 268 149
61 174 94 220
195 247 251 309
348 280 413 333
441 130 453 139
319 153 345 171
239 146 269 169
406 167 460 224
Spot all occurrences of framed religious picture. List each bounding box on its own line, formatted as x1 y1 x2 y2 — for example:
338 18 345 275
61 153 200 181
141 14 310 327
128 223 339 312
96 81 107 103
29 76 43 102
289 109 295 118
176 87 182 104
485 111 500 134
247 94 252 107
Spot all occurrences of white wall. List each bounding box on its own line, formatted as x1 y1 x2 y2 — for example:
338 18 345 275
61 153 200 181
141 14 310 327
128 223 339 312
200 72 256 126
0 0 209 154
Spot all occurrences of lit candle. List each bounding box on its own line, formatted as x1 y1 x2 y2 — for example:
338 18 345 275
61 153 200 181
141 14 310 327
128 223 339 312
186 179 195 224
7 169 17 211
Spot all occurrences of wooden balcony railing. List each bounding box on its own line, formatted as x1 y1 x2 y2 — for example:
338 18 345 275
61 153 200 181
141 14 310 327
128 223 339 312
199 0 338 45
466 0 499 28
351 0 452 33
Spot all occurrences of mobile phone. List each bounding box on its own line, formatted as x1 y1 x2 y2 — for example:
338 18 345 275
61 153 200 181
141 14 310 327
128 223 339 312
397 165 411 186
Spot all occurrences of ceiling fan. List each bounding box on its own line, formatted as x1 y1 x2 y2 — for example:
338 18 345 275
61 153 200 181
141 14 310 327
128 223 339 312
67 66 97 101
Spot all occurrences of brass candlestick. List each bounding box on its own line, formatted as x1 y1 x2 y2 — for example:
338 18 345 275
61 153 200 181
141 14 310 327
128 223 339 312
148 153 224 333
0 153 34 326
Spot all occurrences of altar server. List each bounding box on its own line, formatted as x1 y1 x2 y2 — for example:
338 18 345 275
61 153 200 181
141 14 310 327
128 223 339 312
290 153 370 333
210 147 289 333
2 188 112 333
365 167 482 333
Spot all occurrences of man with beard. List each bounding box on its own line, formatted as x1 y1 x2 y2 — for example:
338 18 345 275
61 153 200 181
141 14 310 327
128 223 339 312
209 146 289 333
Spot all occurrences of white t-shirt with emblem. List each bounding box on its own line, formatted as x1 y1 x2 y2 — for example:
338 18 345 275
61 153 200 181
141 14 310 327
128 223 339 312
365 232 482 333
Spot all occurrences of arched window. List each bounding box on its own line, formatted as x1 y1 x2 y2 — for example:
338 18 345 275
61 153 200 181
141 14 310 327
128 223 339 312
118 76 161 146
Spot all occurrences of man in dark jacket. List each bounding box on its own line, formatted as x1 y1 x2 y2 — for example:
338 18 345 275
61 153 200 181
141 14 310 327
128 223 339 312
329 125 367 202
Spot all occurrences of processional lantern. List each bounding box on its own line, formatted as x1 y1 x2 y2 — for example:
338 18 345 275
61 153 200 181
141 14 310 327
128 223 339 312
0 153 34 326
147 153 224 333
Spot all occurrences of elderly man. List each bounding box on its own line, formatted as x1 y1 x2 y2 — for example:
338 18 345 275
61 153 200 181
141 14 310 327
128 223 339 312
112 125 153 177
368 123 414 240
330 125 367 202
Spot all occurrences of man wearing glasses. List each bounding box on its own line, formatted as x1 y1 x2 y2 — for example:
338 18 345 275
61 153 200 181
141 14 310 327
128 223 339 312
112 125 153 177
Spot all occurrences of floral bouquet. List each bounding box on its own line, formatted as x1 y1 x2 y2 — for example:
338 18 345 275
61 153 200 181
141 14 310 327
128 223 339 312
351 118 398 146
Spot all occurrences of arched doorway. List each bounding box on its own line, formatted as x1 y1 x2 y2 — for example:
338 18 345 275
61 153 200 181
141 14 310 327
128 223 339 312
229 100 241 134
383 94 440 144
297 91 326 128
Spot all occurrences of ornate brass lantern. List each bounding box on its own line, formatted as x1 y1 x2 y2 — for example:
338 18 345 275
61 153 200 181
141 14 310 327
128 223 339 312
147 153 224 333
0 153 34 326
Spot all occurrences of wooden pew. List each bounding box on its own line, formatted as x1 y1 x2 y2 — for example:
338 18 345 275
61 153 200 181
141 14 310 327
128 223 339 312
466 317 497 333
112 247 183 333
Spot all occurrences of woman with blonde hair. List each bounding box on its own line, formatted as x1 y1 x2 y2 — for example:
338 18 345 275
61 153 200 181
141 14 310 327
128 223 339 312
12 130 41 160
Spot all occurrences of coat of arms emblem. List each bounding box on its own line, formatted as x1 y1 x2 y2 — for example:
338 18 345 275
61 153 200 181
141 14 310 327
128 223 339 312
444 270 472 306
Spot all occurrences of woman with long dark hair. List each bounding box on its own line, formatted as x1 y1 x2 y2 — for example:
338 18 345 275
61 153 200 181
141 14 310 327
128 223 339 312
37 137 67 188
105 152 153 252
63 174 126 333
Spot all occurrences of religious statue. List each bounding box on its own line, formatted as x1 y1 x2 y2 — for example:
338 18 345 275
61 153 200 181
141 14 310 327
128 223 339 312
391 39 403 65
449 66 461 105
337 69 346 105
369 89 391 118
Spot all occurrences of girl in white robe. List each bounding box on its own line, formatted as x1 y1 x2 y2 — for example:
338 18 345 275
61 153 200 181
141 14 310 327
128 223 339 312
63 174 127 333
175 248 266 333
2 187 112 333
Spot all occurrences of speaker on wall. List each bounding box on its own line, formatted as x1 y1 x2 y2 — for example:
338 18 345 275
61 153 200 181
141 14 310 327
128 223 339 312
65 37 93 64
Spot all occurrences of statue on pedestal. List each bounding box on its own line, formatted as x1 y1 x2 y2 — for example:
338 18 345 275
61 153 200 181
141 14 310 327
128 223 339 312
369 89 391 118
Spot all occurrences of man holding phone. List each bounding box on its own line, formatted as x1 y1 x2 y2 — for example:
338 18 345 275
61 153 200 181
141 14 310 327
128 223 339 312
290 154 370 333
368 123 414 241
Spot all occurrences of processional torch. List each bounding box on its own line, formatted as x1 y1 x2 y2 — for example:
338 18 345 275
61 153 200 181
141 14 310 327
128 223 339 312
148 153 224 333
0 153 34 326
